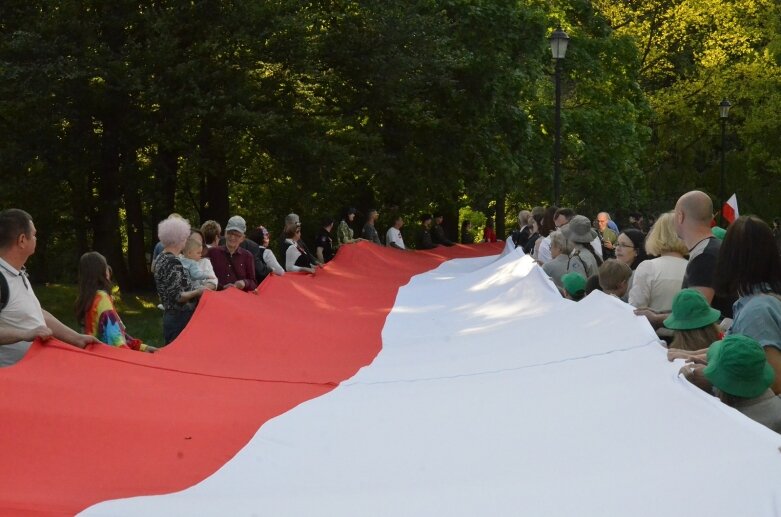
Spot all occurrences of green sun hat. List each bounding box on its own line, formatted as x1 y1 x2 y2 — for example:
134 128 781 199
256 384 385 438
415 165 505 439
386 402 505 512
704 334 776 398
711 226 727 240
561 272 586 298
663 288 721 330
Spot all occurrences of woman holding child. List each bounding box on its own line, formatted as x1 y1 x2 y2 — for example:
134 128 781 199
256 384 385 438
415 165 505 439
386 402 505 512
153 217 211 344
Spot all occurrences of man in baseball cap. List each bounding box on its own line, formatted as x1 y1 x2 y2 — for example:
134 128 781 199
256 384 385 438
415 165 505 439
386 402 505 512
206 215 257 292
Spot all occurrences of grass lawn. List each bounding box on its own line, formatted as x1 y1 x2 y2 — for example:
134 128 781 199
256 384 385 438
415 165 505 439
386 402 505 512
34 284 165 348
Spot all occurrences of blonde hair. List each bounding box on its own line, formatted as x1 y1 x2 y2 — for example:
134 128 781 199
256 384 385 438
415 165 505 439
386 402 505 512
645 211 688 256
182 237 202 256
598 259 632 291
669 324 721 351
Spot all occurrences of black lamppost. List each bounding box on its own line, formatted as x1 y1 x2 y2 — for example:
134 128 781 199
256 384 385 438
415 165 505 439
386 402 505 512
719 98 731 225
550 27 569 207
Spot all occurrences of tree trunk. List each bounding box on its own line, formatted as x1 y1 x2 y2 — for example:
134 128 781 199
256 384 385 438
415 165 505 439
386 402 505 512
199 169 230 225
198 131 230 225
92 117 129 289
443 207 459 243
154 148 178 223
123 175 151 290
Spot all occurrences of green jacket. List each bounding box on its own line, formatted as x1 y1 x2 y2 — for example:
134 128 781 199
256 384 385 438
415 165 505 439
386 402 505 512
335 220 353 249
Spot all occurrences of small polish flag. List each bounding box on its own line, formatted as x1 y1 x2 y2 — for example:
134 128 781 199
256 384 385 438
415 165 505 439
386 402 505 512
722 193 739 224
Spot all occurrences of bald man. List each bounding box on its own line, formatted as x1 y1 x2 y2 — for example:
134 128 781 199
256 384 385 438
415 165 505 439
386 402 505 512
674 191 722 303
636 191 728 327
596 212 617 258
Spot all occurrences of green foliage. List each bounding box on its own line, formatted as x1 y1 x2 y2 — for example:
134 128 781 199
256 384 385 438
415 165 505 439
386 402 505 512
458 206 487 243
2 0 780 289
596 0 781 218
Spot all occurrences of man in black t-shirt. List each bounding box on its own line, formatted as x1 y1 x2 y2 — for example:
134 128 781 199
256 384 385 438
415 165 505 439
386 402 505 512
674 192 722 304
315 218 335 264
681 234 732 316
431 213 454 247
681 237 720 291
416 214 438 250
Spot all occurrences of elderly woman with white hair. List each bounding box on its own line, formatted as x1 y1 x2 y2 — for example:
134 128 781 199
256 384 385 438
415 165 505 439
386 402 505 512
542 230 573 289
153 217 207 344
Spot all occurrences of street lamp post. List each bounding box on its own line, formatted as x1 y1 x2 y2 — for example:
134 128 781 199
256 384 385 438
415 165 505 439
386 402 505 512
719 98 731 225
550 27 569 207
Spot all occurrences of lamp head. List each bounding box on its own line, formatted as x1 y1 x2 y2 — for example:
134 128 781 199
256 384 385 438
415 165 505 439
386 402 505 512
719 98 732 119
549 27 570 60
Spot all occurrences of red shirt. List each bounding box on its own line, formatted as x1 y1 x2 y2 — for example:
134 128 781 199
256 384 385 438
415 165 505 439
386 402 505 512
206 246 257 291
483 227 497 243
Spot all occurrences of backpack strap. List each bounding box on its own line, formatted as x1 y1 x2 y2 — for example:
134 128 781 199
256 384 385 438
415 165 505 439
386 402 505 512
0 272 8 313
567 249 588 274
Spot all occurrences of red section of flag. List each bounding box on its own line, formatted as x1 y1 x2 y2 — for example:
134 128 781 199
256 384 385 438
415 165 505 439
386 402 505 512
0 242 501 515
722 194 739 224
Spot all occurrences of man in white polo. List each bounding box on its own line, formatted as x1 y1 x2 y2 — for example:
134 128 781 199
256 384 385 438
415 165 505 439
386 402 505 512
0 209 98 366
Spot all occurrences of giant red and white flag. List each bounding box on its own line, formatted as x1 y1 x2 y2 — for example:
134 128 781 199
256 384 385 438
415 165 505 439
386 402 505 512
1 242 780 516
723 193 739 224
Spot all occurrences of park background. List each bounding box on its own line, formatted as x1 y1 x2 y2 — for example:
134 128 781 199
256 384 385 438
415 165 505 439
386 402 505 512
2 0 780 293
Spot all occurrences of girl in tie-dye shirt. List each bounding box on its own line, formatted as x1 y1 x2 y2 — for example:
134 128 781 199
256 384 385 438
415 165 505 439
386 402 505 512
75 252 157 353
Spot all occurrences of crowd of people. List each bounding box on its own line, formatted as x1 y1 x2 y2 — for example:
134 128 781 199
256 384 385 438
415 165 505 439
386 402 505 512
507 191 781 433
2 192 781 434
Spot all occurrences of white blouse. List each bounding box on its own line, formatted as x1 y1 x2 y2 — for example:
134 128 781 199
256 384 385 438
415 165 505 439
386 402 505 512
628 255 688 311
284 239 311 272
263 248 285 276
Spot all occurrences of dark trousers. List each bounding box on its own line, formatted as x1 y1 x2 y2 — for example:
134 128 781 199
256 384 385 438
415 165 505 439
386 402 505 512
163 309 194 345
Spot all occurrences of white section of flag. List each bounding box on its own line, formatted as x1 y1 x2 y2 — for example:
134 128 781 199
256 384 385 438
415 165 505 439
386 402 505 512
723 193 739 223
83 249 781 517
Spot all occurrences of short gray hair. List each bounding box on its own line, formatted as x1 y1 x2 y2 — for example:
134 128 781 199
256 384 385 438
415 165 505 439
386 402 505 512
549 230 572 255
518 210 531 226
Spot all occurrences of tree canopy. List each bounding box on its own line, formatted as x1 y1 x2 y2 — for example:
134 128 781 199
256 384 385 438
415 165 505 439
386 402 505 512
1 0 779 287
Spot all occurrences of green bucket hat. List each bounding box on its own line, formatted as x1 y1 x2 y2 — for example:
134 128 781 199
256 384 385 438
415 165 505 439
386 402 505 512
704 334 775 398
561 272 586 298
663 288 721 330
